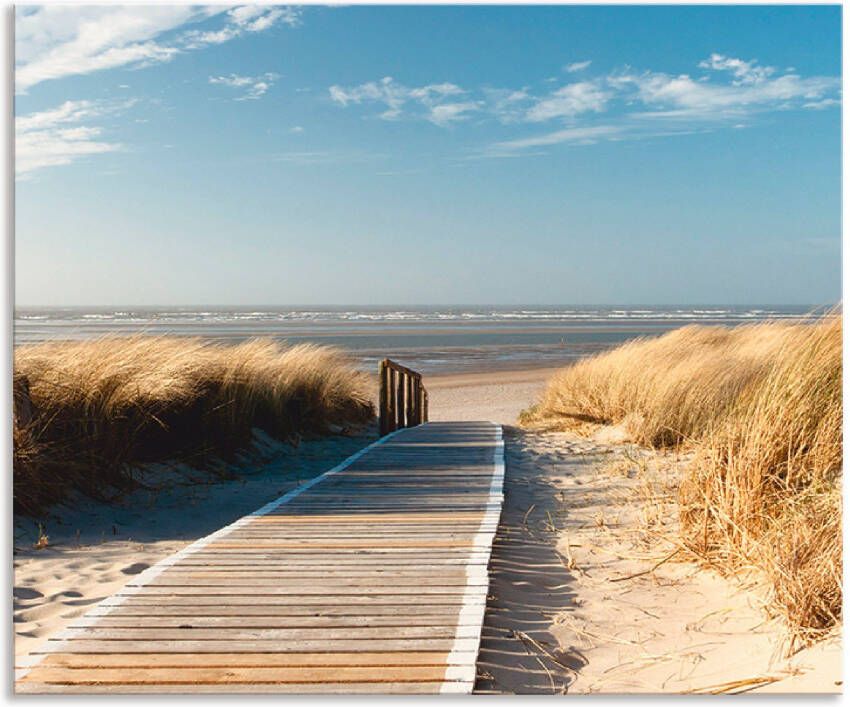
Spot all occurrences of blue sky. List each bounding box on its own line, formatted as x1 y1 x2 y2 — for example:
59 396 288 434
15 5 842 306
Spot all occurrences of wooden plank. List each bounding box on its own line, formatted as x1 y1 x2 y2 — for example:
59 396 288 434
111 596 477 607
17 681 459 694
30 651 468 668
55 626 480 641
35 637 481 653
87 605 466 618
73 616 473 629
21 665 469 685
115 586 476 595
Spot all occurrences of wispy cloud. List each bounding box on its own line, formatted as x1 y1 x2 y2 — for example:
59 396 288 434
329 54 838 156
525 81 610 122
564 60 592 73
183 6 300 49
619 62 840 121
490 124 623 153
329 76 478 125
269 150 386 165
15 5 298 92
209 72 278 100
698 53 773 85
16 99 130 178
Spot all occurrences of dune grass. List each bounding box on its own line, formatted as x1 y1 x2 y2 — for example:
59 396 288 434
521 315 842 644
13 336 375 516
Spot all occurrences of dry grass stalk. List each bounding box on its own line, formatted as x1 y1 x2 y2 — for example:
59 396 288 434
13 336 374 515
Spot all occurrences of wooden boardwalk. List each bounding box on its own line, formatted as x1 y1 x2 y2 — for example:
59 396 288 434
16 421 504 694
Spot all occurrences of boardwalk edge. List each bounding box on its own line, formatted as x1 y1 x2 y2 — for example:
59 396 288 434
441 423 505 693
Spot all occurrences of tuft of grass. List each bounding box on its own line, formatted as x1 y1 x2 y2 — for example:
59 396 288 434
522 315 842 644
13 336 374 515
523 322 800 446
679 317 841 647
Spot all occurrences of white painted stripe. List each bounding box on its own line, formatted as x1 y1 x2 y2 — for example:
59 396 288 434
16 427 408 681
440 422 505 694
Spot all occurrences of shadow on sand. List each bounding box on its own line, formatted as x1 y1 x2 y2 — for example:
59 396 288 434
475 427 587 694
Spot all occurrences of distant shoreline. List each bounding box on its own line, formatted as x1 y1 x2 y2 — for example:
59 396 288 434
14 305 830 376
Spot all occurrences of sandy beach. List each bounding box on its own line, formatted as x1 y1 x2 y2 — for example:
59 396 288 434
14 365 841 693
427 367 558 424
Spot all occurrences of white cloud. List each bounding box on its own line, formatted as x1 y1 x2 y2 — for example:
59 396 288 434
16 99 127 177
564 60 592 73
623 67 840 120
15 5 297 92
428 101 479 126
330 55 838 155
183 6 300 49
490 125 623 153
209 72 278 100
698 53 774 85
494 55 840 154
289 125 304 133
803 98 841 110
526 81 610 122
329 77 475 125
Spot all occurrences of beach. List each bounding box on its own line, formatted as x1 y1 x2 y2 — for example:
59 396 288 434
14 361 840 693
427 367 558 424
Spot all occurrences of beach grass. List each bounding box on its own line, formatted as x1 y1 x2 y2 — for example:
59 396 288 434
521 315 842 644
13 336 374 515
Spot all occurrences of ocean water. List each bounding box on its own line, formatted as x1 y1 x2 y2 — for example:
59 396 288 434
14 305 824 375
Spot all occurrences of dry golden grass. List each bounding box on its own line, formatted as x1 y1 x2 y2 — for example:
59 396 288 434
521 323 800 446
13 336 374 515
522 315 842 643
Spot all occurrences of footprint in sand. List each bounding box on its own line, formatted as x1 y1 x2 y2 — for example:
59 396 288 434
13 587 44 601
121 562 150 575
62 596 106 607
50 590 82 600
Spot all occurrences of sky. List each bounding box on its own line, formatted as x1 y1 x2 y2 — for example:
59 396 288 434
14 4 842 306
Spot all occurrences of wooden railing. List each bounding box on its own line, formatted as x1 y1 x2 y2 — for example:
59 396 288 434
378 359 428 435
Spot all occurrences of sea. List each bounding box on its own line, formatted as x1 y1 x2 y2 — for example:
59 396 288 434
14 305 826 375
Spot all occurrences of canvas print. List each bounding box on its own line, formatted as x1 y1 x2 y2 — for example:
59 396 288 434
13 3 842 695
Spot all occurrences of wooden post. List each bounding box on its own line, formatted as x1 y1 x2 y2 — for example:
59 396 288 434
379 360 389 436
396 371 405 429
420 379 425 424
376 360 430 435
411 377 421 426
387 368 397 433
13 374 33 427
405 374 414 427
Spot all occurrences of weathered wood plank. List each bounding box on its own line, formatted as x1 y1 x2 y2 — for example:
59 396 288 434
17 681 462 694
73 616 473 629
29 651 469 668
22 664 473 685
35 637 481 653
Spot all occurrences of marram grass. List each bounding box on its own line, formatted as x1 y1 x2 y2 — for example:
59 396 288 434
13 336 374 515
522 315 842 644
